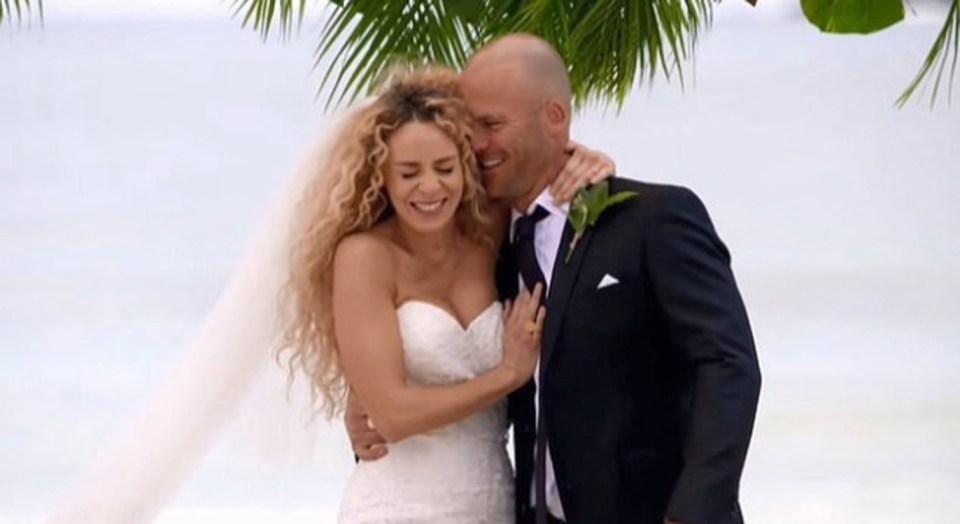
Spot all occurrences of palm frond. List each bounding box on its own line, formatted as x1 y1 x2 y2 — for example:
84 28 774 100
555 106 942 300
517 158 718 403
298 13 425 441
896 0 960 108
314 0 477 109
231 0 313 40
560 0 714 108
0 0 43 26
312 0 715 111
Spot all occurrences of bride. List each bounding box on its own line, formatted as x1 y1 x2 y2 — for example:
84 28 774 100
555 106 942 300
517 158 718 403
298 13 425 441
48 65 611 524
282 65 545 522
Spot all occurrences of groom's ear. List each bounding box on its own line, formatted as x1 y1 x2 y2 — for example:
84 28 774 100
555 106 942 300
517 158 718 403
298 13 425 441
542 97 569 135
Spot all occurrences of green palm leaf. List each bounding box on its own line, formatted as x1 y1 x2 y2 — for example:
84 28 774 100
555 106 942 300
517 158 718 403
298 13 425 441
0 0 43 25
236 0 715 110
313 0 477 109
801 0 905 34
896 0 959 108
231 0 311 40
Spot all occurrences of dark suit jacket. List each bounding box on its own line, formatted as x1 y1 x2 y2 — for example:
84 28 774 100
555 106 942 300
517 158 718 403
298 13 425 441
498 179 761 524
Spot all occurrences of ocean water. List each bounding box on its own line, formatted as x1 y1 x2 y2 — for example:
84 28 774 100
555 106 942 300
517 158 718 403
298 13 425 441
2 1 958 522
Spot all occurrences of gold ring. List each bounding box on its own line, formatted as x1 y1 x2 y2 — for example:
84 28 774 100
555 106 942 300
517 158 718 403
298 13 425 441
524 320 538 333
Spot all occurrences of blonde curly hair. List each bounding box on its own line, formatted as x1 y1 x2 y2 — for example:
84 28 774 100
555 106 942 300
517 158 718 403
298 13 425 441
279 66 490 418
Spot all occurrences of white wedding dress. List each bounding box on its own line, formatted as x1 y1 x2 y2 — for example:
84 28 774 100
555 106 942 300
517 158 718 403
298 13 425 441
338 301 514 523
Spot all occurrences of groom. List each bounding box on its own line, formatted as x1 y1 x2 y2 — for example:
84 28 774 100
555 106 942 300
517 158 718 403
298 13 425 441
352 35 761 524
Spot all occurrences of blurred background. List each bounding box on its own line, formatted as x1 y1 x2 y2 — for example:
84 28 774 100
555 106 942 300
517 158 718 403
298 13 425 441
2 0 958 522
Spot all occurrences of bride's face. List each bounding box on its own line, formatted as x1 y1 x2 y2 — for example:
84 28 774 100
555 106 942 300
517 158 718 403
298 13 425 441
384 121 465 234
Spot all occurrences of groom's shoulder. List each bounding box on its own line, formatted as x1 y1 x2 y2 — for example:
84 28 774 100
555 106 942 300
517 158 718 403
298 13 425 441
607 177 705 215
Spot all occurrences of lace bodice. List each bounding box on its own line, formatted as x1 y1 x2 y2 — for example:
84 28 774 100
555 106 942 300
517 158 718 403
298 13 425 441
337 301 514 523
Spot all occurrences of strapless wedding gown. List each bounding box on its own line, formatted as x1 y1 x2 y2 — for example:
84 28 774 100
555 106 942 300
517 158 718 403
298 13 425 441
338 301 514 523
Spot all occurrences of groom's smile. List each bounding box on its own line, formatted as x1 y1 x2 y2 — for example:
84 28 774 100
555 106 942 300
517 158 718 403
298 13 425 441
477 154 506 183
479 156 505 172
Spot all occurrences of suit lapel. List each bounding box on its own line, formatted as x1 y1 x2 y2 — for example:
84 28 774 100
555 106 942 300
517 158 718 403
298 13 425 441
540 221 594 379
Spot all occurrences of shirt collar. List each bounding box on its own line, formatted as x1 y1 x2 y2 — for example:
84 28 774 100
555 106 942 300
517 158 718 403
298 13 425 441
510 187 570 224
509 187 570 241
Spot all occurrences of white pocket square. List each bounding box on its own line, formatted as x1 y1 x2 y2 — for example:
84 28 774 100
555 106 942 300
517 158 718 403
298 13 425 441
597 274 620 289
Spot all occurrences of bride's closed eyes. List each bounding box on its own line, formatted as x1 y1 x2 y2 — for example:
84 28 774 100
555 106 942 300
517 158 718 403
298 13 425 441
394 157 458 179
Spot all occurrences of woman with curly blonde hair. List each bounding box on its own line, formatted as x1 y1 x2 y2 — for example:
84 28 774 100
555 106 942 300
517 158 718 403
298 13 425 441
278 65 610 522
280 66 503 417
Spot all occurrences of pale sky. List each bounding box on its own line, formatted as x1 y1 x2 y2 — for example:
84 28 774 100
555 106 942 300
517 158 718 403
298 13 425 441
51 0 227 16
30 0 950 29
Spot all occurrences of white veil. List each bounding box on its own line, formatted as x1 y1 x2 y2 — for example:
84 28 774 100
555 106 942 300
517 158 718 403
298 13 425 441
47 116 350 524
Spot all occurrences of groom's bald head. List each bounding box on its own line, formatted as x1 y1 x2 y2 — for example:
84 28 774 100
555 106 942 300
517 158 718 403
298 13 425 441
459 34 573 210
463 34 572 111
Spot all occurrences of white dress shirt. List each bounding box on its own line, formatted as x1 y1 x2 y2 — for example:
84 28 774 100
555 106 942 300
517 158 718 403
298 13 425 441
510 189 568 521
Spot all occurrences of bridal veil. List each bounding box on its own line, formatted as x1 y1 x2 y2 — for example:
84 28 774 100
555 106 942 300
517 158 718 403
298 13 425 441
47 112 356 524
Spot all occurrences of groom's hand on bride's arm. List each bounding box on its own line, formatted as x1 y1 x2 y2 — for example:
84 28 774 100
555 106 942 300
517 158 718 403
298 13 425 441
345 390 388 461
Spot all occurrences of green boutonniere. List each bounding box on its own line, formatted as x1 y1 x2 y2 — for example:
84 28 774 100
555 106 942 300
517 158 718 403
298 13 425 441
565 181 638 263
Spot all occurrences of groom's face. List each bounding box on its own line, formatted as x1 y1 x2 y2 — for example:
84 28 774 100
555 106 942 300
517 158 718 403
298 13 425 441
460 63 550 205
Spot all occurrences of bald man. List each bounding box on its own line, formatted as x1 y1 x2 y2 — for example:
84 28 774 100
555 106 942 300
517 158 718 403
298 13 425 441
349 35 761 524
464 35 759 524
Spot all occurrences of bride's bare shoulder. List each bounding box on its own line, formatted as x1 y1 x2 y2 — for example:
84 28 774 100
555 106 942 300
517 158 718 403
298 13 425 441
334 231 397 282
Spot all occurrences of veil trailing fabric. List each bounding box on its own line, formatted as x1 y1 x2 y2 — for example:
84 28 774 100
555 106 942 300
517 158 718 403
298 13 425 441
47 114 354 524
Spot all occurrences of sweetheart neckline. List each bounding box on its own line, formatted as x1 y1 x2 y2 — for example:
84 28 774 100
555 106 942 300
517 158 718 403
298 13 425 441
396 300 501 332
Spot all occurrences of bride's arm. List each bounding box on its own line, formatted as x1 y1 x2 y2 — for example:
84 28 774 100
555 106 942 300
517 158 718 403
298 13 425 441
480 141 616 249
550 140 617 202
333 234 543 443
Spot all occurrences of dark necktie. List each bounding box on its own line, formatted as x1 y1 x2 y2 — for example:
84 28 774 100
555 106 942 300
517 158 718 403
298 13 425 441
513 205 550 294
513 205 552 524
